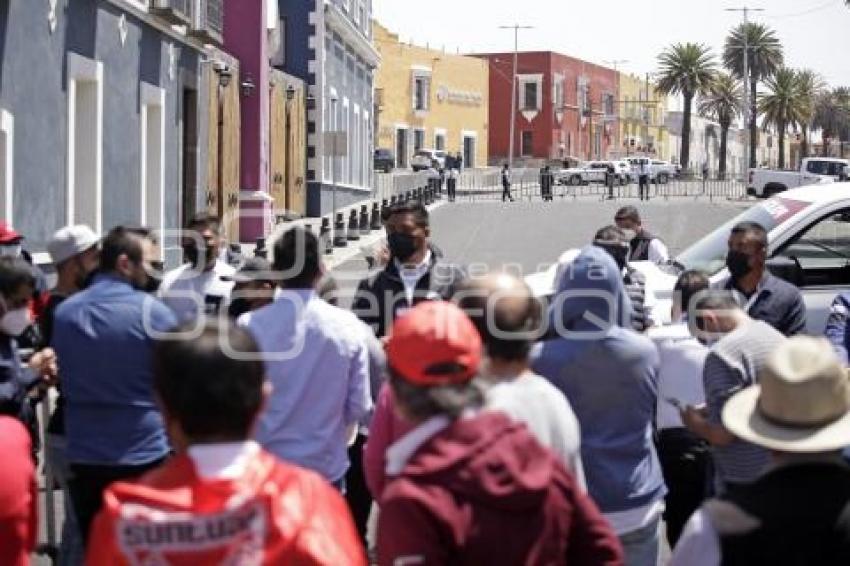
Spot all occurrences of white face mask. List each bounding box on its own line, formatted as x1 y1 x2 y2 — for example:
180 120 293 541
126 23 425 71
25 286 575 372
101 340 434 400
0 307 31 337
621 229 637 242
0 244 22 258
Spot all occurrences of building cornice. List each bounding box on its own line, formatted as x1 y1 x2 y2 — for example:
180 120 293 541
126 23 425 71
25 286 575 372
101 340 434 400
324 2 381 69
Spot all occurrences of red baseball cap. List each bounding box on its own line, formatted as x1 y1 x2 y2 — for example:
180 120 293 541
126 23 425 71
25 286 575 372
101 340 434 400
0 222 22 244
386 301 482 386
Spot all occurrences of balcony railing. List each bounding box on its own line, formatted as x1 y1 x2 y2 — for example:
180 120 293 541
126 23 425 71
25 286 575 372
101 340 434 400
151 0 193 27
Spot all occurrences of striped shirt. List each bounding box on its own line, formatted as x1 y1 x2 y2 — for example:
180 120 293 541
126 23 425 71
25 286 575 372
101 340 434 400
704 320 785 485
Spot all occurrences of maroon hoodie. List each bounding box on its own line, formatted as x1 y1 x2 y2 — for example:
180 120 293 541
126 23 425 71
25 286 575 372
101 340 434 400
377 412 623 566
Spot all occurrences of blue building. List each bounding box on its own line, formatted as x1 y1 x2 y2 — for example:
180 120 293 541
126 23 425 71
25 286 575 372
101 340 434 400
277 0 379 217
0 0 227 265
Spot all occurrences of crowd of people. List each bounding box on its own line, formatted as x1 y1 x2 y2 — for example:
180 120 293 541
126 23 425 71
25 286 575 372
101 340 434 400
3 198 850 566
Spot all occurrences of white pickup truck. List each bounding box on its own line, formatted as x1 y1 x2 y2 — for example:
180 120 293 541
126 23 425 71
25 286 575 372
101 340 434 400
747 157 848 198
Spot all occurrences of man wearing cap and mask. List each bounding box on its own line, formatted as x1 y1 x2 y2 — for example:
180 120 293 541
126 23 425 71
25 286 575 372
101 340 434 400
0 222 50 344
42 225 100 565
718 221 805 337
671 336 850 565
52 226 176 549
377 301 623 565
352 202 464 338
159 213 235 323
593 224 657 331
0 257 58 443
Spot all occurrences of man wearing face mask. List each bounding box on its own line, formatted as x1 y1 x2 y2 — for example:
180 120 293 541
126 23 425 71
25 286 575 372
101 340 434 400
159 213 235 323
352 202 465 338
41 225 100 565
719 221 806 337
593 225 657 331
0 257 58 445
51 226 177 550
0 222 50 345
681 290 785 495
614 206 669 264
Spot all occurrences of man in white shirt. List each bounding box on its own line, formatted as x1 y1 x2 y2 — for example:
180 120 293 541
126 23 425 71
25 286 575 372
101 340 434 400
614 206 670 264
454 273 585 489
239 226 371 491
648 270 712 547
159 213 235 323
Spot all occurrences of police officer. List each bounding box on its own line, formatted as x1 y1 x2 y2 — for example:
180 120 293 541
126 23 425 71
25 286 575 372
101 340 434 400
540 165 554 202
606 162 616 200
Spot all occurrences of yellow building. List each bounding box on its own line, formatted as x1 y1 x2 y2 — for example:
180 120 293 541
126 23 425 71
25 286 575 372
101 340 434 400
374 22 488 169
614 73 670 160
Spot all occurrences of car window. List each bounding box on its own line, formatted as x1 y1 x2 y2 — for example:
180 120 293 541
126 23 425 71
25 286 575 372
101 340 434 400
676 196 812 275
777 209 850 271
806 161 846 176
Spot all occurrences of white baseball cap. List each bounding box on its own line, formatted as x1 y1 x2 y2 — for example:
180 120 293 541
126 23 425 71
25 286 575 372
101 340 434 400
48 225 100 265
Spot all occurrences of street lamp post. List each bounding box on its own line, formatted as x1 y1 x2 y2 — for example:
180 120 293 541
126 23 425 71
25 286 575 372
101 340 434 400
330 93 339 235
499 24 533 170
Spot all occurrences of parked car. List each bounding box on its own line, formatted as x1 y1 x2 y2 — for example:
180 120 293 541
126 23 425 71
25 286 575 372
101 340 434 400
748 157 849 198
374 148 395 173
411 149 446 171
625 157 678 184
526 181 850 334
556 161 627 186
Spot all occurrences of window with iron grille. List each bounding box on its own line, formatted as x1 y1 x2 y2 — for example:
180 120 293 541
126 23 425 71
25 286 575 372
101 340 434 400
523 82 538 111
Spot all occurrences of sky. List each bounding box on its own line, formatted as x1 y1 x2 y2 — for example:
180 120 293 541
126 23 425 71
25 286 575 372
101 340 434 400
372 0 850 98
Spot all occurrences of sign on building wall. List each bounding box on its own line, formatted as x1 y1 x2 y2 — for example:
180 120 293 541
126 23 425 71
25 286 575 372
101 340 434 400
436 86 484 106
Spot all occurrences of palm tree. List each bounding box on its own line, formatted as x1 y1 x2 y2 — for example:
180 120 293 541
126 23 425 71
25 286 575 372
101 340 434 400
656 43 716 173
698 73 741 179
759 68 807 169
723 22 784 168
794 69 825 162
813 88 850 156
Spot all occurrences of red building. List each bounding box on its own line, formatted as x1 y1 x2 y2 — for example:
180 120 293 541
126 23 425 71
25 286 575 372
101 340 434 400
474 51 618 163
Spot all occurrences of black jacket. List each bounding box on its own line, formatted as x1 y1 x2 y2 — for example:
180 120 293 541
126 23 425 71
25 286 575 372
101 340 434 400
352 250 465 337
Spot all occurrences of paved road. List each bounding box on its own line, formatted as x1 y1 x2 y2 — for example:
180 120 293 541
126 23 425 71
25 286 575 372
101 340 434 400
331 195 750 302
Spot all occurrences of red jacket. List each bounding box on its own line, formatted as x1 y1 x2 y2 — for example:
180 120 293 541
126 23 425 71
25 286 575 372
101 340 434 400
87 448 366 566
0 417 37 566
377 412 623 566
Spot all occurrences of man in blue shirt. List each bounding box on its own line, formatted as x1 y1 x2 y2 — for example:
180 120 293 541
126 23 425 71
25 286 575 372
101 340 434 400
52 226 177 548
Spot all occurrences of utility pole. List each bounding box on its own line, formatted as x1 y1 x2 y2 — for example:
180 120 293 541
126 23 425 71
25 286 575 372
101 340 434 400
726 6 764 177
499 24 534 170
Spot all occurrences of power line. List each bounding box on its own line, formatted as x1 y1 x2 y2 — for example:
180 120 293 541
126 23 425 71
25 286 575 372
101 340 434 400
763 0 839 20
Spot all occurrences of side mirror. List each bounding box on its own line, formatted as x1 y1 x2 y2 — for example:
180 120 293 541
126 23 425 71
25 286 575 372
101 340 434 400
766 256 803 287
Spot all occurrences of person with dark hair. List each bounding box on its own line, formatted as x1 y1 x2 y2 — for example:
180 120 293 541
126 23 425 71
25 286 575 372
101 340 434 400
223 257 278 319
680 290 786 494
86 322 366 565
159 212 235 322
672 337 850 565
532 246 666 565
377 301 623 565
42 225 100 565
454 273 585 488
0 222 50 337
636 157 651 201
52 225 177 549
0 257 57 443
239 226 371 491
614 206 669 264
648 270 712 546
540 165 554 201
719 220 806 336
593 224 657 331
352 201 464 338
501 163 514 202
